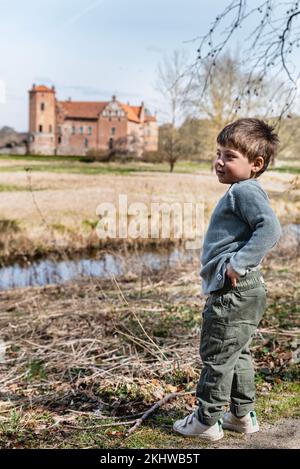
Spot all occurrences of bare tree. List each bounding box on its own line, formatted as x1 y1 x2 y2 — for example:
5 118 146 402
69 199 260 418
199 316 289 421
159 124 191 172
189 52 269 166
193 2 300 117
156 50 189 172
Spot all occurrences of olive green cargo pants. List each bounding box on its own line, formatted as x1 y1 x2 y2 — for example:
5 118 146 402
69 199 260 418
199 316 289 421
196 271 267 426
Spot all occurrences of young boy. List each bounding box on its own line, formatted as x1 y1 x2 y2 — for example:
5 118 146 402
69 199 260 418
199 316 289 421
173 118 281 441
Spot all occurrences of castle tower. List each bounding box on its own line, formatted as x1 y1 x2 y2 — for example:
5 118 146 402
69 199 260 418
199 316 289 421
28 84 56 155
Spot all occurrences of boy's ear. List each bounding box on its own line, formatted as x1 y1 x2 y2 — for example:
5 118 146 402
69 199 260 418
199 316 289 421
252 156 264 173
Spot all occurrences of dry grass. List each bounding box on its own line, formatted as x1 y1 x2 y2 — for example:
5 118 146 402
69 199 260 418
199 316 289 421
0 245 299 448
0 161 299 264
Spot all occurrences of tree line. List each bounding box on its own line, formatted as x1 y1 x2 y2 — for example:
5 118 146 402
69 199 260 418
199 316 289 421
156 50 300 172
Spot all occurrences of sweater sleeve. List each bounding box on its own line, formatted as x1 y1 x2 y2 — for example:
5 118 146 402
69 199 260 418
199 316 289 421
229 181 282 276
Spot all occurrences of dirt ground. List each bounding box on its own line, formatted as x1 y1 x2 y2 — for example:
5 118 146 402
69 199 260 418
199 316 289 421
216 418 300 449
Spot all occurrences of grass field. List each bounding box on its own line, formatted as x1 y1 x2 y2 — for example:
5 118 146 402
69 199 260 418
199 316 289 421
0 154 299 265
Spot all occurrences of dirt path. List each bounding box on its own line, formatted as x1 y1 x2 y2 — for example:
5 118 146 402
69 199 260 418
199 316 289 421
215 418 300 449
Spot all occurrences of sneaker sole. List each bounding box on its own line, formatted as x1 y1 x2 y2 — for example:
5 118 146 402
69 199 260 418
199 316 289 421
173 425 224 441
222 422 259 434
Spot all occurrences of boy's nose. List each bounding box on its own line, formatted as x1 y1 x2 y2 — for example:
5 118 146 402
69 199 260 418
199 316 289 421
216 159 224 167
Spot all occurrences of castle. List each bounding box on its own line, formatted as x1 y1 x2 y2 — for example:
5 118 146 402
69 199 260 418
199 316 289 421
28 85 158 156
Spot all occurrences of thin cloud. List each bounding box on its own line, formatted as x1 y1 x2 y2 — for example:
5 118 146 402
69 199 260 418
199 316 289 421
60 0 105 28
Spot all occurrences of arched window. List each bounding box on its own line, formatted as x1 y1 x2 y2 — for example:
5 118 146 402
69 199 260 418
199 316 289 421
41 103 45 111
39 125 43 133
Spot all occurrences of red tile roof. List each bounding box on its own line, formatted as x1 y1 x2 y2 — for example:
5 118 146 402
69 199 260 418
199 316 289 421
119 103 141 123
131 106 142 118
58 100 156 123
31 85 55 93
59 101 107 119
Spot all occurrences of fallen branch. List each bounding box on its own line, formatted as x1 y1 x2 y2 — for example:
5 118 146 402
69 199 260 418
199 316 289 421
65 421 134 430
126 391 181 437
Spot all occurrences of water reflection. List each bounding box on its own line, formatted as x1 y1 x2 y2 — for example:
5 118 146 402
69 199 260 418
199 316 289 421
0 224 298 291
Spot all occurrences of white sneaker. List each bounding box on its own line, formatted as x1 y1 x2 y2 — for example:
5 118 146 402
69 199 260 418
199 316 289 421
222 410 259 434
173 411 224 441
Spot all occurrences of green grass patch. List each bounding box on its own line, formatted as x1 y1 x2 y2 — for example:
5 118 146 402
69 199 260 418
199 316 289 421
0 184 30 192
0 218 20 233
256 382 300 422
26 359 47 381
271 166 300 174
0 158 210 175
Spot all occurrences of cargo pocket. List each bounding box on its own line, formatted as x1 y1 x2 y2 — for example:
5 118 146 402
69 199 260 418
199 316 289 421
200 320 238 365
211 293 231 309
238 286 267 325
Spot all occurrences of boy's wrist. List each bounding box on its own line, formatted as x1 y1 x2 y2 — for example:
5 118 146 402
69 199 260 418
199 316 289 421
229 257 246 276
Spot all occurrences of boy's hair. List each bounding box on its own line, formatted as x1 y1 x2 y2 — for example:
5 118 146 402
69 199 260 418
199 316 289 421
217 118 279 176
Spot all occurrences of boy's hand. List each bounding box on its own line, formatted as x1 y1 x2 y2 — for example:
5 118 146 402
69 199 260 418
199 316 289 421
226 263 240 288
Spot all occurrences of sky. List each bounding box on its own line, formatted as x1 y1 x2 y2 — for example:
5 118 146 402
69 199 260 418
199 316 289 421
0 0 230 131
0 0 299 131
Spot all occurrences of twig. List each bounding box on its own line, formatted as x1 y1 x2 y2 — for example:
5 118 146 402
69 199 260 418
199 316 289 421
126 391 180 437
65 421 134 430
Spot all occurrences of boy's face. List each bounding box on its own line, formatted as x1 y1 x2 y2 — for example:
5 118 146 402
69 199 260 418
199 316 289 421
215 145 263 184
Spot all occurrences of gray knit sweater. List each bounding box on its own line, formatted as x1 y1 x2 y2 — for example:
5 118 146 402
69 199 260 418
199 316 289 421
200 179 281 294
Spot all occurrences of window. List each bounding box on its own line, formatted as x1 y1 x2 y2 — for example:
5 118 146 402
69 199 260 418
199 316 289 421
39 125 43 133
80 127 84 135
58 126 62 135
84 138 89 148
88 127 92 135
111 127 116 136
49 125 52 133
108 138 114 150
41 103 45 111
58 136 62 144
72 126 76 135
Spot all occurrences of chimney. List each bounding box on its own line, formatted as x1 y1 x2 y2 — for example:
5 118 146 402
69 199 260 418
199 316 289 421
140 101 145 123
68 97 72 102
112 95 116 101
